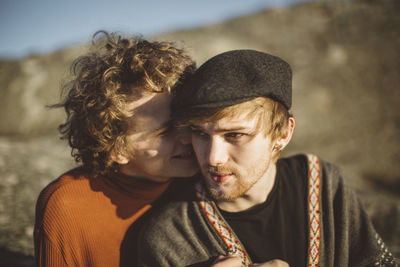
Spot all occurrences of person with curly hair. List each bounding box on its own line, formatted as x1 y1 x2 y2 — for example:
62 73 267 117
34 31 198 266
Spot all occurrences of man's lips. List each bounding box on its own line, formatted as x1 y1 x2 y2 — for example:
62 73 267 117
209 171 233 183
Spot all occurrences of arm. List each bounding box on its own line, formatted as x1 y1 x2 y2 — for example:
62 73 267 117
34 180 80 267
320 160 397 266
34 188 68 267
34 228 67 267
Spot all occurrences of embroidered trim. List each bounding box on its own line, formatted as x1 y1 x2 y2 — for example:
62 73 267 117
373 233 398 266
195 183 252 266
307 154 321 267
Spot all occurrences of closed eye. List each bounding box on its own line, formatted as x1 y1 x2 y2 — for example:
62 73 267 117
156 125 174 137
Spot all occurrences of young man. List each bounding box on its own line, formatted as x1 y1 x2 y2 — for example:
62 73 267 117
34 32 198 266
135 50 397 266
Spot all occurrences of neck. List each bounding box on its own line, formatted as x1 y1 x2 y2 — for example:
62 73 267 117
216 163 277 212
115 171 172 184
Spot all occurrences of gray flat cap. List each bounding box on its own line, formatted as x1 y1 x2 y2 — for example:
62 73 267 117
172 50 292 113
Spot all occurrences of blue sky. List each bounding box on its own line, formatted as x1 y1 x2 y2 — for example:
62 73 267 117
1 0 323 59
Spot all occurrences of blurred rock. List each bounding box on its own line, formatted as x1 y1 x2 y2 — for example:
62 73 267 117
0 0 399 260
0 46 87 136
0 136 76 256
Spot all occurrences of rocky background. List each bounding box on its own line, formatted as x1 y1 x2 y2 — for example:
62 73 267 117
0 0 399 265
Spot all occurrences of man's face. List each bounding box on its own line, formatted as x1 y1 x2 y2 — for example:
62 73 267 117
118 92 198 182
191 109 275 201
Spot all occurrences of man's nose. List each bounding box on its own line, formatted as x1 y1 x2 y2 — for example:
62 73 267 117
207 138 229 166
177 128 192 145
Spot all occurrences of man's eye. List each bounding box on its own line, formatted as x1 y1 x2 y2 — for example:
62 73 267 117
191 129 208 138
225 133 244 140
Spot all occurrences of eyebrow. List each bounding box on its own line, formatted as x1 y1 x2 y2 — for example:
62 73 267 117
191 125 252 133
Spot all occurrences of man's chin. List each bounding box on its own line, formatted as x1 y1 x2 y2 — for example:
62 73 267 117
206 186 241 201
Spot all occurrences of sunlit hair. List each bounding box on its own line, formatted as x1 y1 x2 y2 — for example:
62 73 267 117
54 31 195 176
174 97 292 160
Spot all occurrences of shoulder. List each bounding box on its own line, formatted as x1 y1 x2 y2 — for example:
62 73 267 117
141 199 203 239
278 153 342 176
135 200 203 263
278 154 348 196
36 167 92 208
135 189 226 266
35 167 98 228
144 175 214 236
277 154 309 185
277 154 309 171
316 156 349 196
278 153 308 167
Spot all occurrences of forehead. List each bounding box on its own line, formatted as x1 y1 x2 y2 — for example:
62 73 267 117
127 92 171 114
127 92 171 133
189 97 276 131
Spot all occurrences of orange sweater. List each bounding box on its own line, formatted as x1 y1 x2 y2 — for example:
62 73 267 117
34 167 170 266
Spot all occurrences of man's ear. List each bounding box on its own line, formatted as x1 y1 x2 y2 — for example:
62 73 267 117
274 117 295 151
110 151 129 165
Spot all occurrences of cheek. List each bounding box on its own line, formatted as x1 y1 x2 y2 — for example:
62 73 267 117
142 149 158 158
148 135 178 160
232 140 272 164
192 137 207 162
130 137 164 159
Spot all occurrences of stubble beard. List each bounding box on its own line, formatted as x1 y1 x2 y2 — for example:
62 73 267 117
203 162 269 201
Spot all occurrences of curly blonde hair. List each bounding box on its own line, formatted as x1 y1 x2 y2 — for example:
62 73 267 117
56 31 195 175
